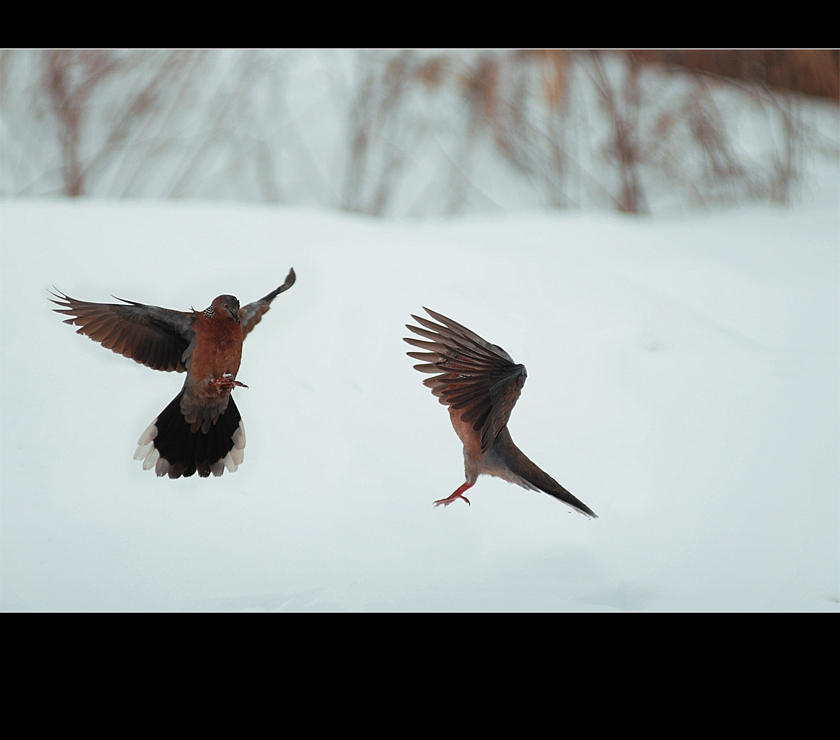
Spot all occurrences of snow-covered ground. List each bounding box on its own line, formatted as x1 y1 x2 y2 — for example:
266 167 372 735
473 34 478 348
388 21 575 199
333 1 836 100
1 188 838 610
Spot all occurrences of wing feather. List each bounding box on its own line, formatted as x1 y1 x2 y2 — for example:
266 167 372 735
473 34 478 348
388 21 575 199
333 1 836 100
51 290 195 373
404 308 527 453
239 268 296 339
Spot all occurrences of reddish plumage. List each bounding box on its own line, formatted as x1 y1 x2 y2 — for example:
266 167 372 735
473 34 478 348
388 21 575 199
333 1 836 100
51 268 295 478
404 307 597 517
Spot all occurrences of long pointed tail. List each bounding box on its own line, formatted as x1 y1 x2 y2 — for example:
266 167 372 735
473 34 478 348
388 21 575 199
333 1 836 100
134 391 246 478
534 475 598 519
496 428 598 518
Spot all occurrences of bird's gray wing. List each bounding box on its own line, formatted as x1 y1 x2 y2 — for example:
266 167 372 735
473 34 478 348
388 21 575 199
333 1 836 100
239 268 296 340
51 290 196 373
404 307 526 453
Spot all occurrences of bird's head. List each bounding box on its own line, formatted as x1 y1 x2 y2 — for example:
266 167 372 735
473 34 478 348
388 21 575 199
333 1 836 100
205 295 241 324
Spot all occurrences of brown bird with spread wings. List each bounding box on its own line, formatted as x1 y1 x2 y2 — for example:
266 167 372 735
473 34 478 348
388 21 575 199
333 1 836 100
51 268 295 478
405 308 597 517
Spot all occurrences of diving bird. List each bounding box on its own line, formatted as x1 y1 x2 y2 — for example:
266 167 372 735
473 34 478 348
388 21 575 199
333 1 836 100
404 307 596 517
51 268 296 478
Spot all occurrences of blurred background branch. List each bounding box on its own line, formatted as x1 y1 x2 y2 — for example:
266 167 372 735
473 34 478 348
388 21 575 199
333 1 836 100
2 49 837 215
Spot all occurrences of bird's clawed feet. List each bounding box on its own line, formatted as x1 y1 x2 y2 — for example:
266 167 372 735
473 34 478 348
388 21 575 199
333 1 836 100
210 373 248 392
434 482 474 508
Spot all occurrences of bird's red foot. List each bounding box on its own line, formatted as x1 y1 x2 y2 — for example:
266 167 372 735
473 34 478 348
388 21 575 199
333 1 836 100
209 374 248 392
434 481 473 508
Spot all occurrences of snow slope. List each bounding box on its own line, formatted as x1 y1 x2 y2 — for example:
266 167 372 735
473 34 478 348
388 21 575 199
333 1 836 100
1 196 837 610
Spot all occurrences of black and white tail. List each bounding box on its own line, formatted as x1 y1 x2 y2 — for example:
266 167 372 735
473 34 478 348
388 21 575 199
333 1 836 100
134 391 246 478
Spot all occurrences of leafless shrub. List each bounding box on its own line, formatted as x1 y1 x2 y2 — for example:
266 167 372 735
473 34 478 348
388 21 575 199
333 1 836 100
620 50 830 208
342 50 460 215
481 49 837 214
585 51 649 213
343 50 415 215
0 50 293 202
1 49 836 216
1 51 209 197
632 50 840 102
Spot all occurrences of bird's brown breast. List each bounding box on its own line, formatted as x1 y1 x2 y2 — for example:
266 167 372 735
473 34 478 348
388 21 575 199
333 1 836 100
189 314 244 397
449 406 485 463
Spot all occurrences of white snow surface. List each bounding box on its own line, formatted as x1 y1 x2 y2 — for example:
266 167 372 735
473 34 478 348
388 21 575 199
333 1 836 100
1 194 838 611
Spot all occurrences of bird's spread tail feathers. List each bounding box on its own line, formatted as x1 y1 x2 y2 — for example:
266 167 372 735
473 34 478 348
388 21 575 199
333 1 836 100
134 391 245 478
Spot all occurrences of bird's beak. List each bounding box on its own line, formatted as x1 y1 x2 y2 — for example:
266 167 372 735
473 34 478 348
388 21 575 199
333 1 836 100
228 307 241 324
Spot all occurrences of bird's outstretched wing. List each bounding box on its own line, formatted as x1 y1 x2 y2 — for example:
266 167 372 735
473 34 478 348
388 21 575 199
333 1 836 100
404 307 527 453
240 268 296 339
50 290 195 373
